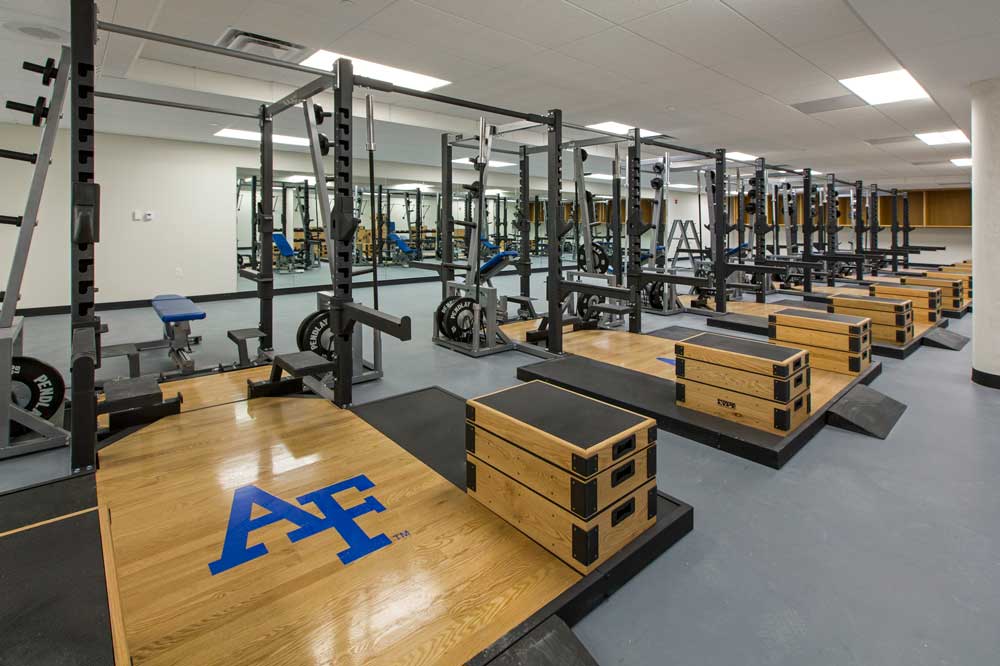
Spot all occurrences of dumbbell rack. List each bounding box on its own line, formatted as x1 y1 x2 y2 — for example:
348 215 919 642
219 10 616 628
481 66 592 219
1 49 71 458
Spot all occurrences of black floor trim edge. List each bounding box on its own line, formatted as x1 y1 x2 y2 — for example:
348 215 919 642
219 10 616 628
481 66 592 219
972 367 1000 390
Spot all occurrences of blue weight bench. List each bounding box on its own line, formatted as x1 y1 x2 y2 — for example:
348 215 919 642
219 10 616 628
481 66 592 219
479 250 518 282
272 232 301 274
104 295 205 377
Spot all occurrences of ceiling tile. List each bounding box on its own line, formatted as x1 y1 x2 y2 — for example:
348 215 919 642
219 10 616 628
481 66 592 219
564 0 687 24
556 27 701 80
798 30 898 80
812 106 910 140
624 0 778 66
720 0 865 47
876 98 957 133
413 0 613 47
711 44 838 97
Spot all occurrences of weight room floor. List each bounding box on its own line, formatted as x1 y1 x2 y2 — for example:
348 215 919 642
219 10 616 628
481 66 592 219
8 272 1000 666
96 395 579 666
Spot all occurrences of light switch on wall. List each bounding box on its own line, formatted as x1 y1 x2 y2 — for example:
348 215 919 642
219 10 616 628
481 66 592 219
132 210 141 221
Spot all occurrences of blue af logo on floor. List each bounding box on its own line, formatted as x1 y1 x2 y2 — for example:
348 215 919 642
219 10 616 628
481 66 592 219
209 474 391 575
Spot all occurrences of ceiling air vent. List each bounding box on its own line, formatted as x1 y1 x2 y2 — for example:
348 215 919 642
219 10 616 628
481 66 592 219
866 136 914 146
215 28 308 63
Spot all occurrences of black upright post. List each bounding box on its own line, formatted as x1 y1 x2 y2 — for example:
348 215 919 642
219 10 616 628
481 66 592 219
415 188 423 259
854 181 865 280
302 181 312 267
890 188 900 273
69 0 99 473
440 134 454 300
712 149 728 312
330 59 356 407
626 130 644 331
376 185 384 264
545 109 563 353
533 195 541 251
869 184 880 276
902 193 911 269
281 184 288 236
517 145 531 298
250 175 259 269
611 162 623 279
258 107 275 350
826 178 838 287
802 169 814 293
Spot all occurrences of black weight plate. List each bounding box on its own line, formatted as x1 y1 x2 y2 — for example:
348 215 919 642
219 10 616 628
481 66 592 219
648 283 665 310
576 294 604 321
300 311 337 361
9 356 65 438
435 296 460 337
296 310 324 352
443 297 482 343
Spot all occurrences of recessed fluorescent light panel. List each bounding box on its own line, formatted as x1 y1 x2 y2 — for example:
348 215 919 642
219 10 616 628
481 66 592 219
726 152 758 162
300 50 449 92
215 128 309 146
586 121 660 138
951 158 972 167
670 183 697 189
916 130 969 146
452 157 515 168
585 173 614 180
794 168 823 175
393 183 432 191
285 174 316 183
839 69 929 105
485 189 508 196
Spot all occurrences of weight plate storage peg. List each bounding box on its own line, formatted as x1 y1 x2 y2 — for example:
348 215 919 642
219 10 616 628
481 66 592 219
9 356 65 437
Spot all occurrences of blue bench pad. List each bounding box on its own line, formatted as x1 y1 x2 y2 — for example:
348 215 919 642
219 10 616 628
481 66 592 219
480 250 519 273
152 294 206 323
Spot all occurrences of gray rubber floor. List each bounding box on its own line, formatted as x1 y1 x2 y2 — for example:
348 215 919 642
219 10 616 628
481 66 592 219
6 275 997 666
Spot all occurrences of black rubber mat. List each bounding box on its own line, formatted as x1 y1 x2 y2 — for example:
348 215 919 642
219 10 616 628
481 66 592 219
0 510 114 665
646 325 705 341
352 386 468 489
0 473 97 534
705 313 770 335
771 299 826 309
827 384 907 439
486 616 598 666
678 331 798 360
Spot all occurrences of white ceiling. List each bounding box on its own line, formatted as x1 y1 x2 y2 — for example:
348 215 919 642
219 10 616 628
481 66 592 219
1 0 994 189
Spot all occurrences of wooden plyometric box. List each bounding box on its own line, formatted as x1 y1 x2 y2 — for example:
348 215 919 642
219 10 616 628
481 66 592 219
828 294 912 314
675 332 808 378
870 321 915 345
937 264 972 274
775 341 871 376
675 356 809 403
826 305 913 328
466 457 657 575
768 308 870 336
869 284 941 309
900 276 964 299
675 379 811 433
466 381 656 480
769 322 870 353
466 424 655 520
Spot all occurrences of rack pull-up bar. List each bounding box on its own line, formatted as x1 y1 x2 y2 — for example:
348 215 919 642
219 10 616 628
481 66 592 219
353 75 550 125
95 91 259 119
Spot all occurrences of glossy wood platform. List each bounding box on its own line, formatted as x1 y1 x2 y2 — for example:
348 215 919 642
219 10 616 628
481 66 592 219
500 321 853 414
96 396 581 666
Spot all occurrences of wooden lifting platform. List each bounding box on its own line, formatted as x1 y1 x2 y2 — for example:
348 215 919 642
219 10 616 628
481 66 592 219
1 370 692 666
501 320 893 469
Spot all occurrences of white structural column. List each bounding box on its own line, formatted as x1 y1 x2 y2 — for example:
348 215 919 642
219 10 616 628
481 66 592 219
971 78 1000 388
